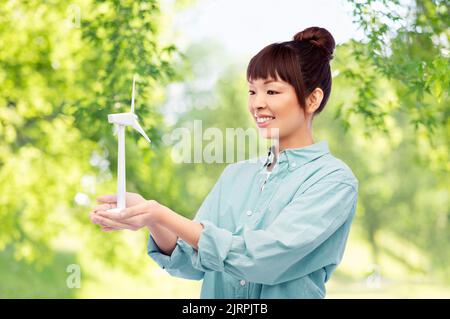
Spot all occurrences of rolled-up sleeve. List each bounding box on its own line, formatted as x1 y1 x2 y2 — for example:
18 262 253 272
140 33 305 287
147 167 227 280
192 180 358 285
147 235 204 280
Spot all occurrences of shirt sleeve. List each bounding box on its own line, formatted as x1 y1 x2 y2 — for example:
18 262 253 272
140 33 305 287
147 235 204 280
147 167 226 280
192 180 358 285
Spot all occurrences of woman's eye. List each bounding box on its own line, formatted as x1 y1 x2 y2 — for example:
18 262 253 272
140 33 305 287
248 90 278 95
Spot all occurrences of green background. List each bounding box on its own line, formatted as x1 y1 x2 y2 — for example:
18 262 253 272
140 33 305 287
0 0 448 298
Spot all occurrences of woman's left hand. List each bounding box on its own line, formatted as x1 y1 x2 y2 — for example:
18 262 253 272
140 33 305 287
91 200 163 231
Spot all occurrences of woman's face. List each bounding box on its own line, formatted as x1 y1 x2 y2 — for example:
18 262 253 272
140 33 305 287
247 77 306 141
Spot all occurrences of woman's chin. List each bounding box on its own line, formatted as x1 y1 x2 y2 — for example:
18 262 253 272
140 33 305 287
258 126 280 140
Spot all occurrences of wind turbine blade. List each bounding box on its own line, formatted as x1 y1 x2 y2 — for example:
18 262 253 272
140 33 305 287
131 75 136 113
132 120 151 144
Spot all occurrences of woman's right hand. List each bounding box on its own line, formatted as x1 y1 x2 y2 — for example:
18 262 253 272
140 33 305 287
90 192 146 231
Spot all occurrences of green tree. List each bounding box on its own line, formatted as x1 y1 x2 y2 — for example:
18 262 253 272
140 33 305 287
0 0 182 270
341 0 449 278
345 0 449 135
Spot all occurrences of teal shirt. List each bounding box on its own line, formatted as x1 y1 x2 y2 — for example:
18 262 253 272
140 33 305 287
148 141 358 298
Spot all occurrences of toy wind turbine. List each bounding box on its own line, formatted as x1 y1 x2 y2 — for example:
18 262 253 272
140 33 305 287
107 75 151 213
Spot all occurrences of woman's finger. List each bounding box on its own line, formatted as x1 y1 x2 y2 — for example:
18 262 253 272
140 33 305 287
96 210 142 221
96 202 148 220
93 203 116 212
90 212 115 227
118 201 151 219
89 212 99 224
95 210 123 220
92 214 136 230
101 226 117 232
96 194 117 204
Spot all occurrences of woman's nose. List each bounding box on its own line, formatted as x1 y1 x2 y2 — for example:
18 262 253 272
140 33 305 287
254 94 267 109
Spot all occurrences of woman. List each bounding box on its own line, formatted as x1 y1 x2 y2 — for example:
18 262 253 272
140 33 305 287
90 26 358 299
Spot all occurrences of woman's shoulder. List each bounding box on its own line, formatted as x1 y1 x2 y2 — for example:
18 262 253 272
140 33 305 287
312 153 359 190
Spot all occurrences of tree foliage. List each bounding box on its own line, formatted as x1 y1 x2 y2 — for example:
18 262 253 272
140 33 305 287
0 0 182 266
344 0 448 135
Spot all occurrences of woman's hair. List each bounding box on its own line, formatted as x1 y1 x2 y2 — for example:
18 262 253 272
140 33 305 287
247 26 336 114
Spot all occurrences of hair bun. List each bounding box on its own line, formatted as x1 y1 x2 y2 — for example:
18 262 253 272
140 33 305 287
293 27 335 60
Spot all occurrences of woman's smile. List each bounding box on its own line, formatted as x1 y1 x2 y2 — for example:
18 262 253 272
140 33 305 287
255 114 276 127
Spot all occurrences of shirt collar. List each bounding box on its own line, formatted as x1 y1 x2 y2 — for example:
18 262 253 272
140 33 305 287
261 141 330 171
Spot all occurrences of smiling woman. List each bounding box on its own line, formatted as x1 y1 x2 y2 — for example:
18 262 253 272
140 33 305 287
90 26 358 299
247 26 335 150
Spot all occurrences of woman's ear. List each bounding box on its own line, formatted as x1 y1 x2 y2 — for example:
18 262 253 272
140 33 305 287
306 88 324 114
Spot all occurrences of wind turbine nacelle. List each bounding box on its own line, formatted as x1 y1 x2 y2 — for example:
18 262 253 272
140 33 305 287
108 112 138 126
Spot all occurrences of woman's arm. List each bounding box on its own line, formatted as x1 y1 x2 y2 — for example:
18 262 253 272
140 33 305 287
146 223 178 256
154 205 204 250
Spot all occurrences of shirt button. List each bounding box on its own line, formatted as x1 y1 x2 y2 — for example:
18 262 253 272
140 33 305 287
290 162 297 167
240 280 246 286
246 210 253 216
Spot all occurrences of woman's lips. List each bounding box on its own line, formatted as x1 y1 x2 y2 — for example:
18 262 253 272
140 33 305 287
256 117 275 128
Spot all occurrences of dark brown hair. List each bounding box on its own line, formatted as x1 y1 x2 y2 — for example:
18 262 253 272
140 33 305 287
247 26 336 115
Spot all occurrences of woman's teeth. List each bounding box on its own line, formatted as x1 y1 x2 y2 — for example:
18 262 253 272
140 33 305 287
256 117 274 123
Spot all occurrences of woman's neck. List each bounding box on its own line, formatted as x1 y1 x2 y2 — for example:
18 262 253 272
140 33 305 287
275 125 314 154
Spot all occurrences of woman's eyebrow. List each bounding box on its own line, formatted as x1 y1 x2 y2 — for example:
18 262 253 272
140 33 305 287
248 80 282 85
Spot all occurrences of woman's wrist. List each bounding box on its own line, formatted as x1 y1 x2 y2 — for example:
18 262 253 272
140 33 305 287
145 199 166 227
142 200 204 249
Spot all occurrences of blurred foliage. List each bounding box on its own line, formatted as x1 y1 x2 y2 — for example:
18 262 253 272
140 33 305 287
344 0 448 135
0 0 185 272
323 46 449 278
341 0 449 278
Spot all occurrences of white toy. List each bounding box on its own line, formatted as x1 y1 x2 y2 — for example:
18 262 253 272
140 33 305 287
107 75 151 213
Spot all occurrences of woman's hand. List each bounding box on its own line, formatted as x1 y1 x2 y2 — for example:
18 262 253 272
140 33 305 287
90 196 163 232
91 193 204 250
89 192 147 231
